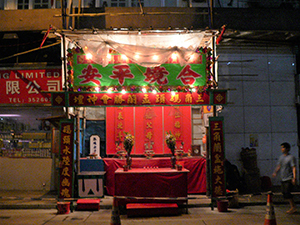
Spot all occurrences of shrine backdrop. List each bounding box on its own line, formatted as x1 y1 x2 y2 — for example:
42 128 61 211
106 106 192 155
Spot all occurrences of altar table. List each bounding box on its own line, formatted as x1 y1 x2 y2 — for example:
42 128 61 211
114 168 189 209
103 157 206 195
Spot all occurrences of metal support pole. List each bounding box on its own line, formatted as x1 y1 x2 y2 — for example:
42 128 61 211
62 34 69 118
76 108 81 173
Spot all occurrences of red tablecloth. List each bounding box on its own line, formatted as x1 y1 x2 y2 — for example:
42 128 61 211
115 168 189 206
103 157 206 195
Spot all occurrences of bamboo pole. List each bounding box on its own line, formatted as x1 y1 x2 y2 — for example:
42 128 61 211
78 0 82 27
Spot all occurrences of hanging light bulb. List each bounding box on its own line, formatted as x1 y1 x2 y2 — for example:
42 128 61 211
142 87 147 93
152 55 159 61
107 87 113 93
121 89 126 94
189 53 196 62
171 91 176 96
171 53 177 61
134 54 140 60
86 53 93 60
152 89 157 94
121 54 128 61
95 87 100 92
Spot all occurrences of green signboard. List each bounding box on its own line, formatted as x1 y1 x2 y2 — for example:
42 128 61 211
71 52 207 88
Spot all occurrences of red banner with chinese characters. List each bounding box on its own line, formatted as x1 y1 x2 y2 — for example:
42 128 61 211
163 106 192 153
0 69 62 105
106 106 191 155
59 119 75 199
209 117 225 198
52 91 210 107
135 107 163 155
113 107 134 145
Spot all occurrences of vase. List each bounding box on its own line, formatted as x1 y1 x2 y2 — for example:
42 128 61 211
126 153 132 169
170 154 176 169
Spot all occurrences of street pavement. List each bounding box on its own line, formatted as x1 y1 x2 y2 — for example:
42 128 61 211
0 205 300 225
0 190 300 224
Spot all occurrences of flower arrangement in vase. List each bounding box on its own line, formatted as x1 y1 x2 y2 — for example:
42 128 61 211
123 131 134 170
165 131 177 169
116 141 126 159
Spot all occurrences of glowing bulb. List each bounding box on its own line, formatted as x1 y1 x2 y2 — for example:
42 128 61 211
95 87 100 92
152 89 157 94
86 53 93 60
171 53 177 60
189 54 195 61
121 89 126 94
142 87 147 93
121 54 128 60
171 91 176 96
107 87 113 93
152 55 159 61
192 88 196 92
134 54 140 59
107 54 112 60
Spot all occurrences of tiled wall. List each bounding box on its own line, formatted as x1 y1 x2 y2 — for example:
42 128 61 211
217 44 298 185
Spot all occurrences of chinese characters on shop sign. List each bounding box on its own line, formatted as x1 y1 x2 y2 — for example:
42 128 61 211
72 53 206 87
0 69 62 104
52 92 209 107
209 117 225 197
59 120 74 199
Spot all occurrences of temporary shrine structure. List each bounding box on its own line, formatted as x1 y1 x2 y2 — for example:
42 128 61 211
53 29 227 200
53 29 223 155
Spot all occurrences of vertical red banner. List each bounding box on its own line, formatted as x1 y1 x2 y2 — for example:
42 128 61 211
163 106 192 154
135 107 163 155
59 119 75 199
209 117 225 198
106 107 134 155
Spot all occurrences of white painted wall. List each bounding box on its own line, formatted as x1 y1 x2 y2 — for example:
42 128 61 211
217 44 298 186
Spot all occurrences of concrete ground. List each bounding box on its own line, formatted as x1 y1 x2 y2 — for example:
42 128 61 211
0 189 299 210
0 204 300 225
0 190 300 225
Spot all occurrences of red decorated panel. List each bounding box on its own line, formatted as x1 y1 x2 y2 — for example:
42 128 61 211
163 106 192 154
135 107 163 155
59 119 75 199
209 117 225 198
106 107 134 155
106 106 192 155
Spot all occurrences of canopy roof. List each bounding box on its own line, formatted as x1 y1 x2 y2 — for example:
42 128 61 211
59 29 216 67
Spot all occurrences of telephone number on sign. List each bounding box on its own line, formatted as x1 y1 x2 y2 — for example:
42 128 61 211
28 97 50 103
